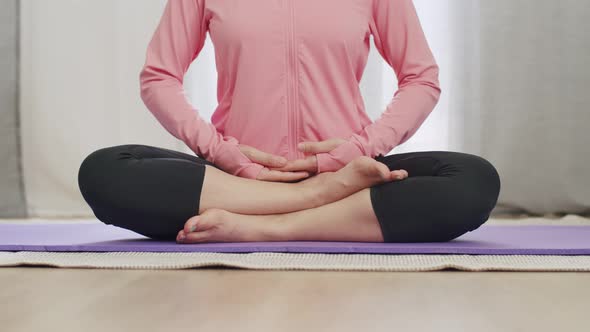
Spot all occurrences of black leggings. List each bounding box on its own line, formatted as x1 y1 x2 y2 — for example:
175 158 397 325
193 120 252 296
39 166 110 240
77 144 501 243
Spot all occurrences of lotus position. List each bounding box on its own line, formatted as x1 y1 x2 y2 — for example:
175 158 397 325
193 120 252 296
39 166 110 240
78 0 501 244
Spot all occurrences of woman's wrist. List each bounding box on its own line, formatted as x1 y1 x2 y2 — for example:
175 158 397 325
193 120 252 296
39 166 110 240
213 141 265 179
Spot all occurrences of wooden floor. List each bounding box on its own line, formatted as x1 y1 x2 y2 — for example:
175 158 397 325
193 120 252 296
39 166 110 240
1 268 588 332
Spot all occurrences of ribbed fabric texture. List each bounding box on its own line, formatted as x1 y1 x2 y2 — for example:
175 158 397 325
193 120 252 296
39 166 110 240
2 252 589 272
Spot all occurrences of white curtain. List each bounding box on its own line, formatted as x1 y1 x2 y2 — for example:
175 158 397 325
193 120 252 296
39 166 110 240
20 0 171 216
451 0 590 215
20 0 590 217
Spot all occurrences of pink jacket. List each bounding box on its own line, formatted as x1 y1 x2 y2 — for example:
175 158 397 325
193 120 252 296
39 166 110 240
140 0 440 179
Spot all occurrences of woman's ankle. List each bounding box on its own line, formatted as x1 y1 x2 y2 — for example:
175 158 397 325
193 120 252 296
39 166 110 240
297 173 336 208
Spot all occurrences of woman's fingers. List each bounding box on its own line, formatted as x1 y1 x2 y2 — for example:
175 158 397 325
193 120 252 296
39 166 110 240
239 145 287 167
257 168 310 182
269 156 317 173
297 138 347 154
238 144 311 181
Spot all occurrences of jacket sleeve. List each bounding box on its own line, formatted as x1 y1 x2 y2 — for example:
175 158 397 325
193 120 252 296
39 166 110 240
316 0 441 173
139 0 264 179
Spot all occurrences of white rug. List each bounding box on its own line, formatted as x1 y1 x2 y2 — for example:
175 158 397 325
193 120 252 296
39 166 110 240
0 251 589 272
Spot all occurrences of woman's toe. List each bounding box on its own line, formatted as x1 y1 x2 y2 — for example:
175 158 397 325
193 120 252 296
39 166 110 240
374 162 392 180
183 215 201 234
182 229 214 243
178 215 214 243
176 230 186 243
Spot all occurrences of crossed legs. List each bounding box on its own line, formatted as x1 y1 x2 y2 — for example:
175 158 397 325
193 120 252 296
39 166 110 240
176 153 408 243
78 145 500 244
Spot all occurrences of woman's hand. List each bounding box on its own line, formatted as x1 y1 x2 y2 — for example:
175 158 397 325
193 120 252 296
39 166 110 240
238 144 311 182
269 138 348 174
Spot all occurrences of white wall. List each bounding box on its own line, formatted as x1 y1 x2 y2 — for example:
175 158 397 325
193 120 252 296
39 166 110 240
19 0 181 216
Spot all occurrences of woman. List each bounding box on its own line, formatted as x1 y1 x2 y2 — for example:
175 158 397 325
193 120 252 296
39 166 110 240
78 0 500 244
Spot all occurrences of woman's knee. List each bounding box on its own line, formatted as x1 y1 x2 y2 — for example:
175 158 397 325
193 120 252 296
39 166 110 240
410 152 501 242
77 145 135 208
437 153 501 240
460 153 501 213
375 152 501 243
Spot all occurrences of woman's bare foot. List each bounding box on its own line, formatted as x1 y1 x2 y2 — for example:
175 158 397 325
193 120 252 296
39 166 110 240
300 156 408 207
177 208 286 243
177 156 407 244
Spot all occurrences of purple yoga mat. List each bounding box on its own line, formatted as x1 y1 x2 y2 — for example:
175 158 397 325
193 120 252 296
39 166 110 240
0 223 589 255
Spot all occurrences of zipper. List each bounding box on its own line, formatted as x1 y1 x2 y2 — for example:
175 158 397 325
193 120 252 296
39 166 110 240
285 0 300 160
